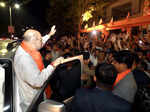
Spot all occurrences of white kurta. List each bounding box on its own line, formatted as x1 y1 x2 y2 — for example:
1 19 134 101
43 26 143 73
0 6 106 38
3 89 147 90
14 35 54 112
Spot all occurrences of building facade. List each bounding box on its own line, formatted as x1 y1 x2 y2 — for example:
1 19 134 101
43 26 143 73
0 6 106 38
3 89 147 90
104 0 143 21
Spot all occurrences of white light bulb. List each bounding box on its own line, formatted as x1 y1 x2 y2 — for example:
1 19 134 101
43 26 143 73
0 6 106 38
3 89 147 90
0 2 6 7
92 30 97 35
14 3 20 9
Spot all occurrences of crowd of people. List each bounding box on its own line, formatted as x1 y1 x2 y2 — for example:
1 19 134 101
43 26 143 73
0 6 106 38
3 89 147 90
39 28 150 112
13 25 150 112
41 29 150 66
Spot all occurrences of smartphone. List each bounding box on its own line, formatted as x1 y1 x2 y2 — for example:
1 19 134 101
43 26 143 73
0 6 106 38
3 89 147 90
139 40 143 45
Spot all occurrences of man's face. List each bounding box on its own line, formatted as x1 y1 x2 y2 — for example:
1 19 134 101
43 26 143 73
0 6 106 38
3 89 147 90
45 45 51 51
45 53 52 60
137 52 143 59
65 48 70 53
111 59 124 73
98 52 105 62
53 45 58 51
84 59 90 65
34 32 42 50
83 42 89 49
112 60 119 72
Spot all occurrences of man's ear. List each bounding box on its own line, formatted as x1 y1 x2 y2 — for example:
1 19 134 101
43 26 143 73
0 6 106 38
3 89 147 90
94 76 96 82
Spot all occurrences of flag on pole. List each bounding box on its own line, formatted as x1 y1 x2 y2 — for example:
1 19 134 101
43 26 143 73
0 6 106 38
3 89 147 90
84 24 88 29
99 18 103 24
110 17 113 24
126 12 130 19
93 21 95 27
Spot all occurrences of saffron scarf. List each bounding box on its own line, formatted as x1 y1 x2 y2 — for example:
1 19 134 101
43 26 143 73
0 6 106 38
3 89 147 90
21 41 52 98
113 69 131 86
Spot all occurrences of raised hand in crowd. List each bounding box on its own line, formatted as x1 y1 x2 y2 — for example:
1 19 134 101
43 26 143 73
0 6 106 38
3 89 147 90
48 25 56 37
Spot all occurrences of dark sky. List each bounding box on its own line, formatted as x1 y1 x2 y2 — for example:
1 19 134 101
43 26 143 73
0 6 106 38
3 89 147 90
0 0 50 37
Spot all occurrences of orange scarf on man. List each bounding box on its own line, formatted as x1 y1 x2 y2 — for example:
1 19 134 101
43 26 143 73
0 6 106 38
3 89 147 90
113 69 131 86
21 41 52 98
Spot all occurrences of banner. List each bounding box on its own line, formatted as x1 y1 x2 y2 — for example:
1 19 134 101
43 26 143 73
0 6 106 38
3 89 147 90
8 26 14 33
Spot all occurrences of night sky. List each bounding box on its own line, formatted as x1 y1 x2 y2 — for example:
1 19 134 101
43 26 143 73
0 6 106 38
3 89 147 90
0 0 50 37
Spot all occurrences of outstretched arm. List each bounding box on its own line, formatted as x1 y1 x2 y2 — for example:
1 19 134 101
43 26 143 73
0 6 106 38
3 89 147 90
42 25 56 45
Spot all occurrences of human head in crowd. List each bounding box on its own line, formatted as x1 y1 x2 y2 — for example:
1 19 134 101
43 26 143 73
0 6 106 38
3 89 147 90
52 43 59 51
43 51 52 67
95 49 100 56
105 41 112 49
83 52 90 65
112 50 134 73
97 51 105 64
106 50 117 64
64 46 70 54
95 63 118 89
44 52 52 61
83 42 89 51
138 60 148 71
83 52 90 60
136 50 145 60
63 53 73 59
63 53 74 70
147 52 150 61
132 52 140 70
45 43 52 52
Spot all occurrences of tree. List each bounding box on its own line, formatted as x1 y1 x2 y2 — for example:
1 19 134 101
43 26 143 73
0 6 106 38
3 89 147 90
46 0 112 37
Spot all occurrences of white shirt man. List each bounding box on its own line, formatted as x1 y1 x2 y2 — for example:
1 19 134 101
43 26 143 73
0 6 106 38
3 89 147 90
14 26 63 112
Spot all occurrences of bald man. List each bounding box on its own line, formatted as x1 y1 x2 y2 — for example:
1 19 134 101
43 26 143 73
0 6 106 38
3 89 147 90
14 26 64 112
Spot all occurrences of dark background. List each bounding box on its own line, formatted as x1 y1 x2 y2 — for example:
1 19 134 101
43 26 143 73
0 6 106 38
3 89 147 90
0 0 50 37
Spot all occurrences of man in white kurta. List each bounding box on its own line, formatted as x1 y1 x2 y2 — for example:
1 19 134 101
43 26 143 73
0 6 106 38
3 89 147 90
14 26 63 112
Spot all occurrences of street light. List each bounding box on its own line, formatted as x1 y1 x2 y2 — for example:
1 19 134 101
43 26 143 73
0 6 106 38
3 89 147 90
14 3 20 9
0 2 20 36
0 2 5 7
